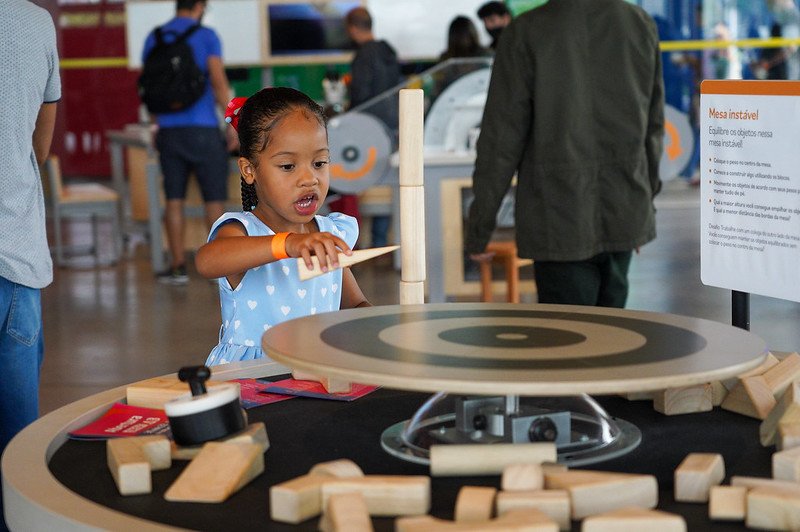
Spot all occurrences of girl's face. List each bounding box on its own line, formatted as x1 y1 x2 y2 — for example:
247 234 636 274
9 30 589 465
240 108 329 233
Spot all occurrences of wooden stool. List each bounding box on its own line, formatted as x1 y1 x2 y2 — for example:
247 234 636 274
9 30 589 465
479 241 533 303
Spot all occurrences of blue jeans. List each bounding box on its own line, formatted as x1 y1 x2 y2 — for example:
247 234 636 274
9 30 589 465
0 276 43 452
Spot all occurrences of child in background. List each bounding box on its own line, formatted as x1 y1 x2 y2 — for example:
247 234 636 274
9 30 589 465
196 87 370 365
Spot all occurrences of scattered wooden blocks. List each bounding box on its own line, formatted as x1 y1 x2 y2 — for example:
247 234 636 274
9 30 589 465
730 475 800 495
171 422 269 460
106 435 171 496
309 458 364 478
653 384 712 415
292 369 351 394
778 423 800 451
502 463 544 491
708 485 746 521
674 453 725 503
773 446 800 482
454 486 496 522
395 508 558 531
581 507 686 532
126 376 230 409
721 352 779 391
720 375 776 420
760 381 800 447
746 486 800 531
164 442 263 502
543 470 658 520
320 475 431 517
495 490 571 531
319 492 373 532
762 353 800 399
429 443 557 477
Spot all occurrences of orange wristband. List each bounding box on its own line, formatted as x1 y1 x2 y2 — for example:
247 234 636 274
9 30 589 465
271 232 291 260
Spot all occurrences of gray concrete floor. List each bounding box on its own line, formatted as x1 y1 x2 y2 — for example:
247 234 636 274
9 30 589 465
39 179 800 415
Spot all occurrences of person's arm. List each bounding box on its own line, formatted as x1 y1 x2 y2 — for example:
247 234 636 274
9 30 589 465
208 56 231 112
32 103 57 166
646 35 665 198
339 267 370 309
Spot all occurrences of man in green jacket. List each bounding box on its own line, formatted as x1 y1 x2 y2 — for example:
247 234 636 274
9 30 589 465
465 0 664 308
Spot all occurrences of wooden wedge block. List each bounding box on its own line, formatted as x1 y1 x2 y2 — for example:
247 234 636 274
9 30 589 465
430 443 556 477
708 485 746 521
107 435 171 496
164 442 263 503
395 508 558 532
710 381 728 406
720 375 776 419
319 492 373 532
320 475 430 517
292 369 352 394
730 475 800 495
126 376 231 409
721 352 779 390
496 490 571 531
297 245 399 281
760 382 800 447
544 470 658 520
581 507 686 532
778 423 800 451
271 474 329 524
502 463 544 492
653 384 712 415
746 486 800 531
309 459 364 478
773 446 800 482
171 422 269 460
674 453 725 503
454 486 496 522
762 353 800 398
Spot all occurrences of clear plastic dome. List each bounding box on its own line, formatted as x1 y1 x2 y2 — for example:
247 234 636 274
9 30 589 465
381 393 641 467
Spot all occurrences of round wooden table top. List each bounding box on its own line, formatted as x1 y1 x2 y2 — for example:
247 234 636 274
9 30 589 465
262 303 768 396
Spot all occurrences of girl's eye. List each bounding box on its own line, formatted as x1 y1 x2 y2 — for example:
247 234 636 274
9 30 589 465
278 164 295 171
314 160 329 169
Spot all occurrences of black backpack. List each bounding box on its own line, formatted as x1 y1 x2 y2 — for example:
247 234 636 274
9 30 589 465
138 24 207 114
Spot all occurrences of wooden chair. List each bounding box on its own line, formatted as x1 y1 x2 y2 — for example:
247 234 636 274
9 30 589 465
478 240 534 303
41 156 122 266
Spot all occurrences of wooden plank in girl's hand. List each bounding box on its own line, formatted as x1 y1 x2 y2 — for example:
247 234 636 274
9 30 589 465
297 245 399 281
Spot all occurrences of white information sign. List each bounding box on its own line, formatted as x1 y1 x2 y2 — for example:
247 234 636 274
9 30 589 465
700 80 800 302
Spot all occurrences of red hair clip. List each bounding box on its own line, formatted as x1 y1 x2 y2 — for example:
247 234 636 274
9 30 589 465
224 97 248 131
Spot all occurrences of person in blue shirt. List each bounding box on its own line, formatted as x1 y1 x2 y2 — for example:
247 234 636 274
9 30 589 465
142 0 235 285
196 88 371 365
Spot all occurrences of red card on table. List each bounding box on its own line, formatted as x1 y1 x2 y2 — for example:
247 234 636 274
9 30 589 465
68 403 170 440
231 378 295 409
262 379 378 401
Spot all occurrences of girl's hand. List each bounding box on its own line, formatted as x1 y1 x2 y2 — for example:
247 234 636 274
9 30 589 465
285 232 353 273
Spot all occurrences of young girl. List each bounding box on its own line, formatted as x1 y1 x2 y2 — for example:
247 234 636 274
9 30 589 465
196 87 370 365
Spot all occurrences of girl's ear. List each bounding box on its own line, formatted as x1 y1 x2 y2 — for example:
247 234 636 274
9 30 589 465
239 157 256 185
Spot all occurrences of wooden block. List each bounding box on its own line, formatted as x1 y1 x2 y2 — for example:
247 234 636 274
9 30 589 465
171 422 269 460
720 375 776 419
399 89 424 187
400 186 426 283
106 435 171 496
721 352 779 390
292 369 351 394
653 384 712 415
778 423 800 451
495 490 571 531
395 508 558 532
543 470 658 520
164 442 263 503
126 376 230 409
430 443 556 477
581 507 686 532
454 486 496 522
297 245 399 281
309 459 364 478
710 381 728 406
762 352 800 398
730 475 800 495
502 463 544 491
773 446 800 482
746 486 800 531
708 485 746 521
673 453 725 503
760 382 800 447
271 474 328 524
320 475 430 517
319 492 373 532
399 281 424 305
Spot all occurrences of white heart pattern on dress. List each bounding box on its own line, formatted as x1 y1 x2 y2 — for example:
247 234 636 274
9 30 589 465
244 339 255 347
321 287 327 297
297 289 306 299
281 305 291 315
234 320 241 330
331 283 338 293
247 300 258 310
263 324 271 331
266 285 275 295
311 307 317 314
282 265 290 276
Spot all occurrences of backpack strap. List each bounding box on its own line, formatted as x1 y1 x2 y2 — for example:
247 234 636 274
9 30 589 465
153 23 200 47
174 24 202 45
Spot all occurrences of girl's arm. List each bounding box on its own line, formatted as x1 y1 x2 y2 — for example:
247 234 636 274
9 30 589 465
340 268 371 309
